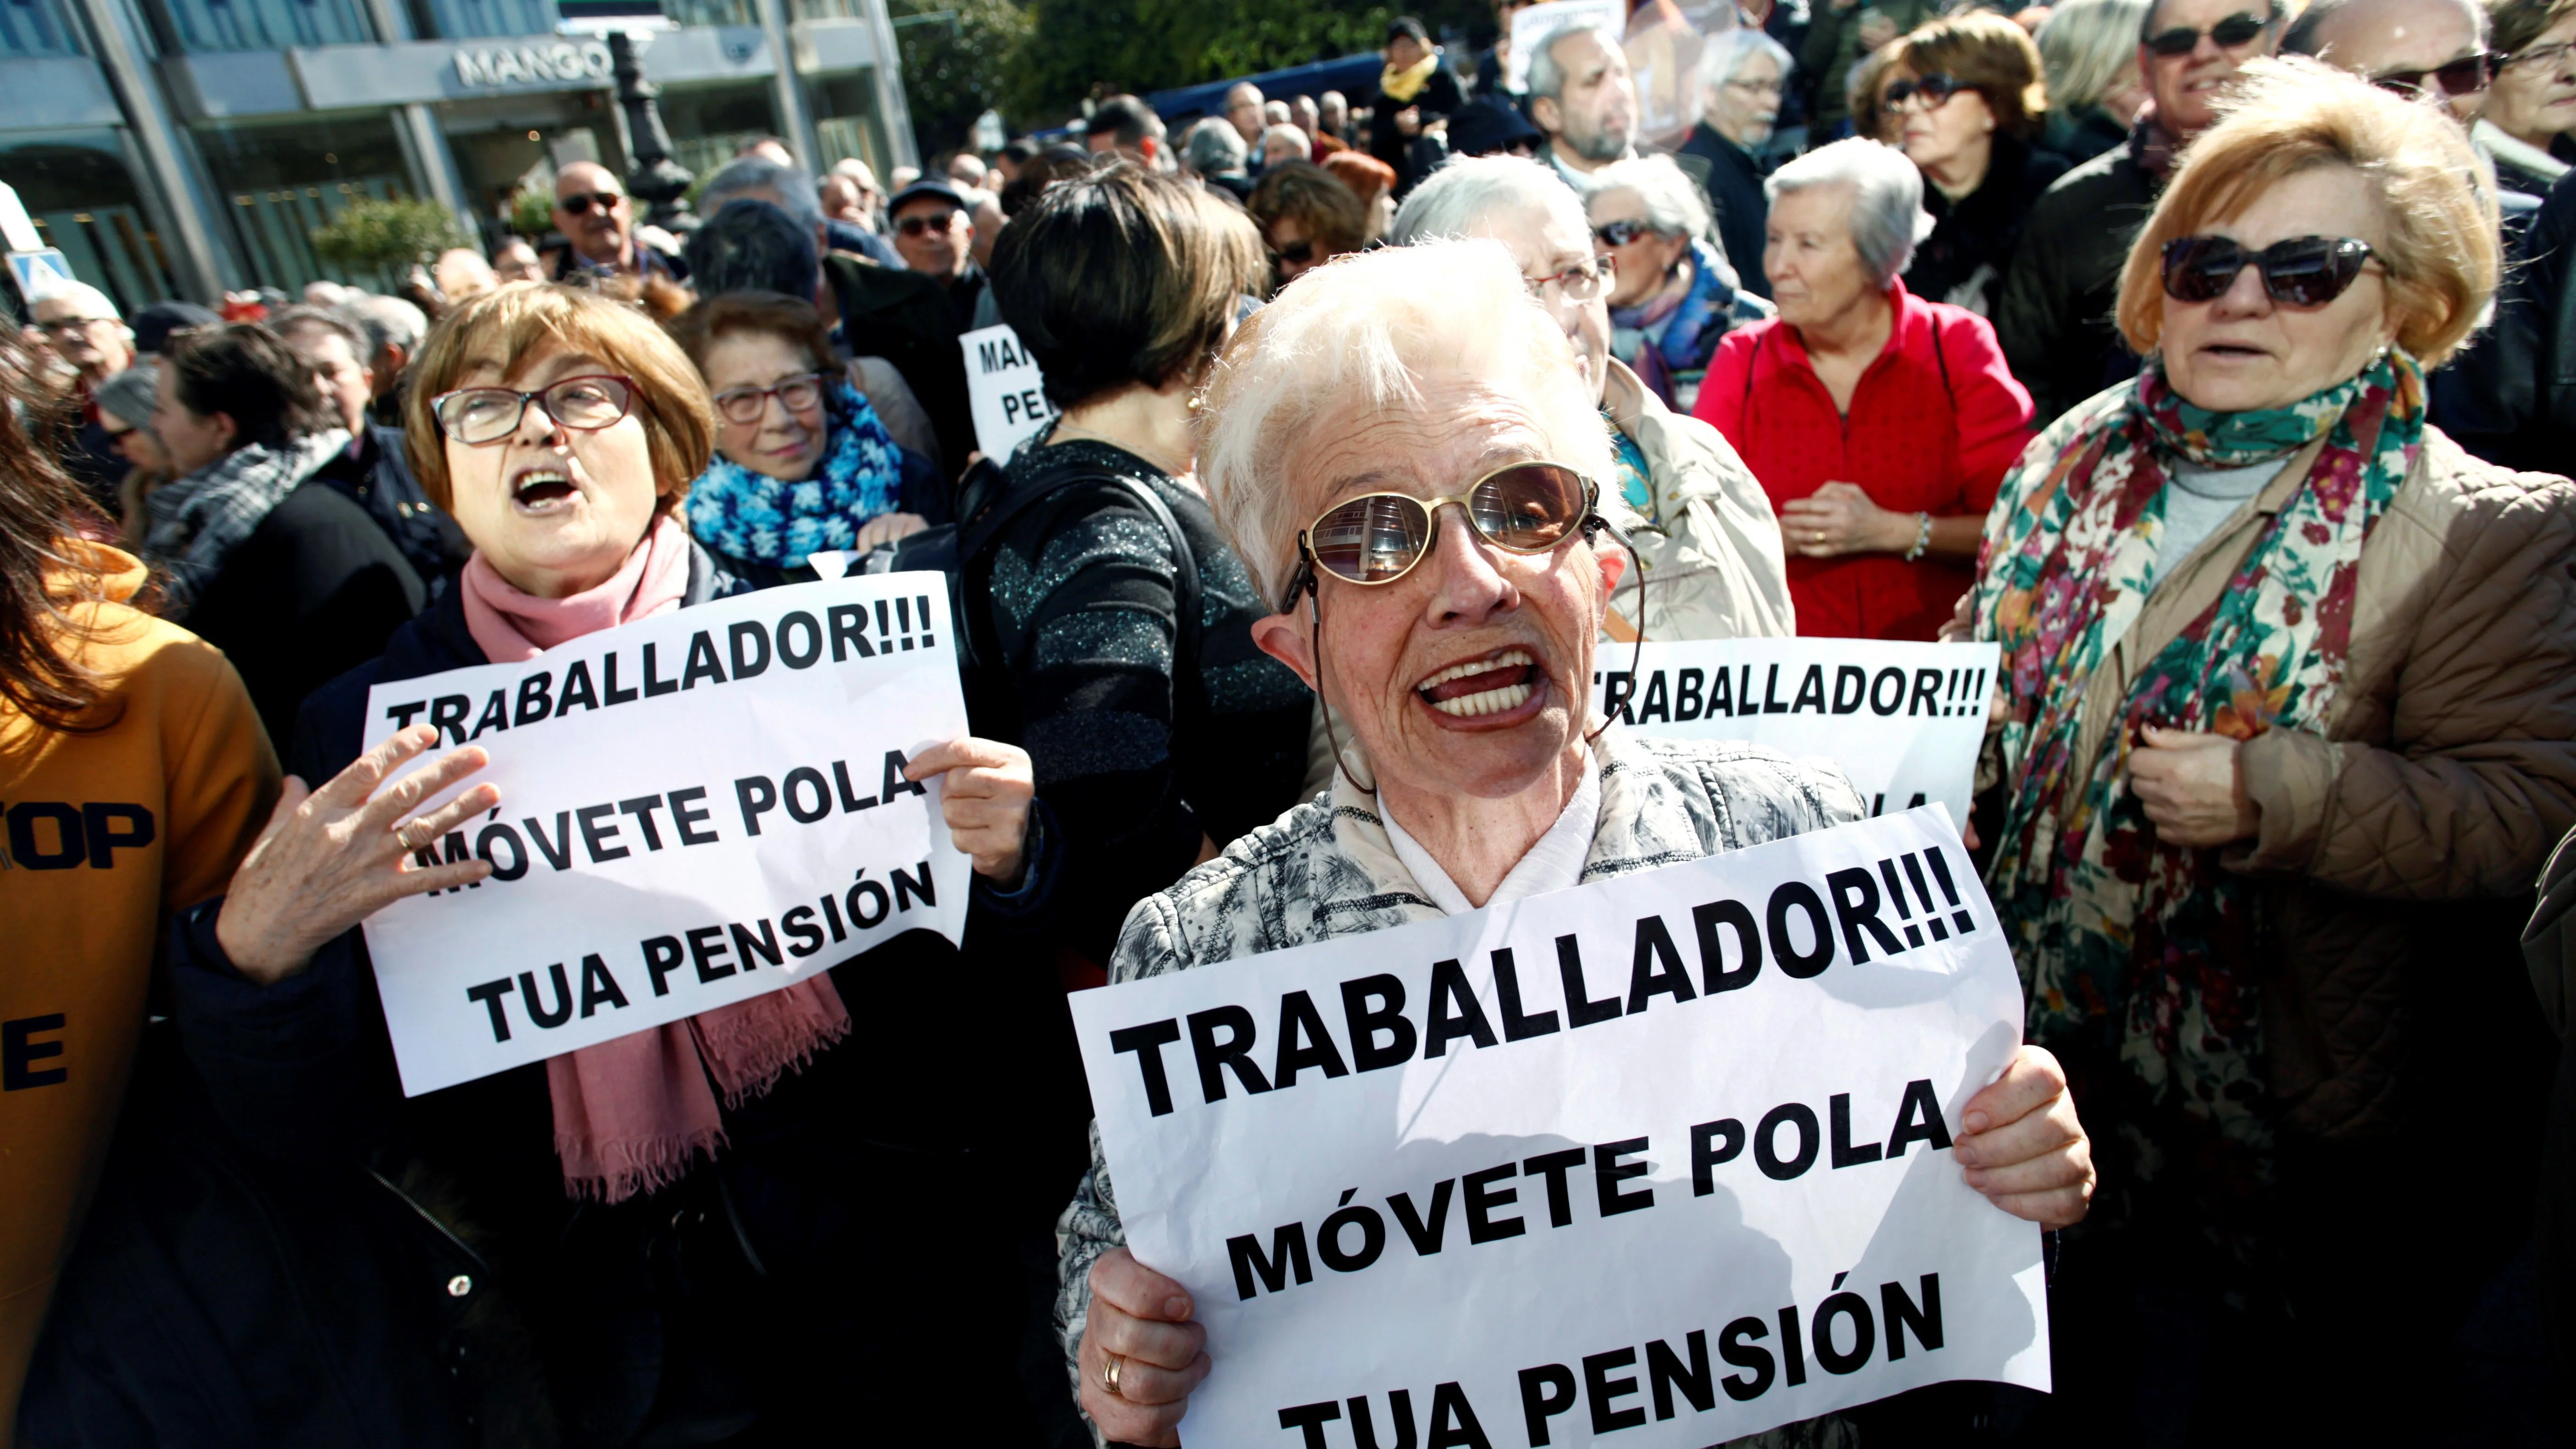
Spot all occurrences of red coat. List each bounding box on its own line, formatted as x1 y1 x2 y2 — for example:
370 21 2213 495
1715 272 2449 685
1695 280 2034 640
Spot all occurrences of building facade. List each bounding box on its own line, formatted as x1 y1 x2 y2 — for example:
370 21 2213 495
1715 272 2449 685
0 0 916 308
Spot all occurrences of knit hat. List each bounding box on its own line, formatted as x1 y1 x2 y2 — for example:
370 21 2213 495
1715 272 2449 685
92 361 160 431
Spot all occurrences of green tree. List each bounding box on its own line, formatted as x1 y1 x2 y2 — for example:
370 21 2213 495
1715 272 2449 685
892 0 1035 158
309 196 470 274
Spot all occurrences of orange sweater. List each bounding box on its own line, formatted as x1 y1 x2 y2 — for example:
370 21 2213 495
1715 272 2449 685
0 543 277 1437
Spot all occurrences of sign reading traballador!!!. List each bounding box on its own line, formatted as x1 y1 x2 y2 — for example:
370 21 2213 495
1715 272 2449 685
1592 639 1999 822
1074 807 2048 1448
359 574 971 1097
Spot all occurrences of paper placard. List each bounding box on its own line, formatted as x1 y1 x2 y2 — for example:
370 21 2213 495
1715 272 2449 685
1074 807 2047 1446
359 573 970 1096
1592 638 1998 821
960 322 1058 460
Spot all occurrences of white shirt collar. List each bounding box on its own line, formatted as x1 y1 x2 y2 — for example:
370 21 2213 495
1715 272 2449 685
1381 750 1603 916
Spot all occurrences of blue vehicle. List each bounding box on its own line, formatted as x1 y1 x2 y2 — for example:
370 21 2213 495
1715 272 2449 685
1144 52 1389 128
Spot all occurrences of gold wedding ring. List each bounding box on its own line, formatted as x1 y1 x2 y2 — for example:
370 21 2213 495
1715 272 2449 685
395 818 438 853
1100 1350 1125 1398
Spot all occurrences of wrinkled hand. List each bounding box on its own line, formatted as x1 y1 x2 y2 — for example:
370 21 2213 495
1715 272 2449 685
1078 1248 1209 1447
2128 725 2257 847
1954 1045 2094 1229
904 737 1035 883
854 511 929 551
1778 482 1903 558
216 725 498 985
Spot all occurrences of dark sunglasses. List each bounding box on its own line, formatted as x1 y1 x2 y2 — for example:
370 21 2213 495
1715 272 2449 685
431 374 637 445
1289 461 1598 605
895 209 961 237
2160 234 2381 307
2143 7 2276 56
2369 52 2493 98
556 191 624 216
1594 218 1655 247
1882 73 1970 114
1272 239 1316 265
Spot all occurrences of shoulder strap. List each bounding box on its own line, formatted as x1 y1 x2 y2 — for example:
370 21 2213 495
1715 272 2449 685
1931 310 1954 412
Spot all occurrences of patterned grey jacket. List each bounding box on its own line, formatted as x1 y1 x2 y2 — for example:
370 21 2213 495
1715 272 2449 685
1055 727 1866 1447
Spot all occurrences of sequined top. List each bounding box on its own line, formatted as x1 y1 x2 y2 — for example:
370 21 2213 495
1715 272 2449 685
983 438 1315 965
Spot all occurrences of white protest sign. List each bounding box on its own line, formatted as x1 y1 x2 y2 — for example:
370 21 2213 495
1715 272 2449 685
359 573 971 1097
1592 639 1998 822
960 322 1058 460
1074 807 2047 1447
1508 0 1623 91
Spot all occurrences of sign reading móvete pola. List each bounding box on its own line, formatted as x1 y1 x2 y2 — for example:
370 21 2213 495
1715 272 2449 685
360 573 969 1097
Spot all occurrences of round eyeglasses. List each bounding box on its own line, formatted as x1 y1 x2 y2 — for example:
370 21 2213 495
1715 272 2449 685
432 374 637 445
1288 461 1598 606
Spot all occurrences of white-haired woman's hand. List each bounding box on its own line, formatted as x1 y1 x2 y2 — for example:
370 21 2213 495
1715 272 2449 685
216 725 498 986
1952 1045 2095 1230
1078 1248 1210 1447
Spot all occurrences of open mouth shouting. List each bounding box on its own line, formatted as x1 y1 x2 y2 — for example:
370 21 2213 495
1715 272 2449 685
1415 647 1545 722
511 462 582 514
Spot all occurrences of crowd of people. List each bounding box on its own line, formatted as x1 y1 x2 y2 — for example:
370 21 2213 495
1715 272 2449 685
4 0 2576 1444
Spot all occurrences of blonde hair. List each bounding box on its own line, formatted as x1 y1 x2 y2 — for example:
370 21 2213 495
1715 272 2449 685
2114 56 2500 367
2037 0 2152 113
1195 240 1615 609
402 282 716 516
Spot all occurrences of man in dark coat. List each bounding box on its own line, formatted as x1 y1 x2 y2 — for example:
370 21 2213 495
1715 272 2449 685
1678 28 1799 298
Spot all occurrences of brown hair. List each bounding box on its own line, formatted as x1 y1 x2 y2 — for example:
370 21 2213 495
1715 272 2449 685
2115 57 2499 367
1849 43 1907 144
1321 150 1399 211
0 334 123 731
405 283 714 517
1247 161 1370 260
663 291 838 380
2490 0 2576 56
989 162 1268 410
1896 12 2051 139
164 324 335 452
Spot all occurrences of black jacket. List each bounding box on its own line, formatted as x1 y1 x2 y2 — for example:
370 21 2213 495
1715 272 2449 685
822 252 975 477
24 545 1073 1447
311 425 470 595
182 476 427 748
1368 66 1465 194
1995 136 2163 427
1678 121 1772 299
1902 132 2070 320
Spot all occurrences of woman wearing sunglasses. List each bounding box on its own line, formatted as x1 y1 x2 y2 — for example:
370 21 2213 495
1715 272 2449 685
1583 152 1775 414
117 283 1054 1441
665 290 947 586
1883 12 2073 318
1247 160 1371 288
1058 240 2099 1448
2474 0 2576 195
1969 58 2576 1432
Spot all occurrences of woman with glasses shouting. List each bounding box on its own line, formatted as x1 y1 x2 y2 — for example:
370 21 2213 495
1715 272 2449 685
1695 138 2036 640
665 290 947 585
130 282 1055 1443
1968 58 2576 1434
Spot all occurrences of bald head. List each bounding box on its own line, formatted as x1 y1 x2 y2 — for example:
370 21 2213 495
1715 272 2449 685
1227 82 1267 146
2286 0 2489 121
553 161 633 267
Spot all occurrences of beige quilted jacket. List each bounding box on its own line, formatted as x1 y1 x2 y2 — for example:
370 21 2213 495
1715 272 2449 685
2028 428 2576 1139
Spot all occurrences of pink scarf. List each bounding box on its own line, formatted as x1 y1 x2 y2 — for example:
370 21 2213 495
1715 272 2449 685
461 513 852 1202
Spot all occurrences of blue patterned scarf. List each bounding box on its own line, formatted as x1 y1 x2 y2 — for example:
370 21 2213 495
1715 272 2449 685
684 380 904 566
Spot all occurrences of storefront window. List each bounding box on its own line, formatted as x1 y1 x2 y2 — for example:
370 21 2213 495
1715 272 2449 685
158 0 374 52
193 113 416 291
663 0 752 25
0 0 82 59
0 132 179 314
417 0 553 39
788 0 862 20
655 78 778 183
808 69 887 179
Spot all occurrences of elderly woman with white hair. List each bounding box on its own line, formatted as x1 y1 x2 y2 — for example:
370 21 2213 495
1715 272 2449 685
1392 153 1793 642
1586 152 1775 413
1055 240 2098 1448
1680 27 1800 301
1695 138 2034 640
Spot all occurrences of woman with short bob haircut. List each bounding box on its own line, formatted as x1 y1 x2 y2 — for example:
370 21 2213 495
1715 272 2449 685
1971 58 2575 1425
1246 159 1369 285
156 282 1050 1440
1884 11 2071 314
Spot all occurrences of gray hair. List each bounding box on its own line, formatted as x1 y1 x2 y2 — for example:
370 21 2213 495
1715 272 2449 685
2036 0 2151 113
1185 116 1248 174
1525 20 1623 101
1764 138 1930 289
343 294 427 357
701 155 824 236
1584 153 1712 242
1700 26 1796 91
1389 152 1588 246
1260 123 1312 157
271 303 368 355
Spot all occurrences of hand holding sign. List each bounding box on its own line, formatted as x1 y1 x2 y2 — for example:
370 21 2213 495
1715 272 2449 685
1952 1046 2093 1227
903 737 1035 884
1079 1247 1209 1447
217 725 503 985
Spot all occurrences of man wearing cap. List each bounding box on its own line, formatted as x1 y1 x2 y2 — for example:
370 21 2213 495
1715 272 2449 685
30 283 134 505
887 176 988 330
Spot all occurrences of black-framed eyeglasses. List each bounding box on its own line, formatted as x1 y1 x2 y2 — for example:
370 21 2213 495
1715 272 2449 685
2503 39 2576 70
2143 6 2278 56
1287 461 1599 606
1594 218 1658 247
2160 234 2382 307
432 374 637 445
2369 52 2493 98
895 209 961 237
1882 73 1973 115
556 191 624 216
713 372 827 424
1525 255 1615 303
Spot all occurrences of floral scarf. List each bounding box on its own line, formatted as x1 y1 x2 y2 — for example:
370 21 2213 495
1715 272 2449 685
683 380 903 567
1969 350 2424 1246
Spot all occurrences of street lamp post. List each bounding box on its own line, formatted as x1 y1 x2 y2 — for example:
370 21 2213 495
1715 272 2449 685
608 29 696 231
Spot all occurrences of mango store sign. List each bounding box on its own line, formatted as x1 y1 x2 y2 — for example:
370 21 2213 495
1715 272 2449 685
453 39 613 89
358 573 970 1097
962 323 1058 460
